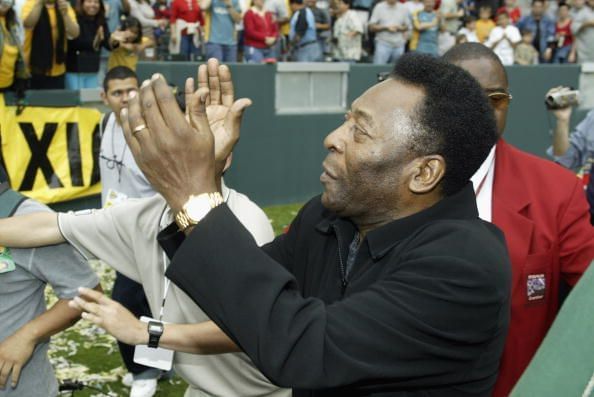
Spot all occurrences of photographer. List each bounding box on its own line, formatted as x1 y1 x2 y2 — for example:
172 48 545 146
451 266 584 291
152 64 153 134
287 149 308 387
546 87 594 173
546 87 594 221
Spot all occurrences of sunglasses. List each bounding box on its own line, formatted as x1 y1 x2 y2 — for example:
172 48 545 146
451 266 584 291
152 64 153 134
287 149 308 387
487 91 513 109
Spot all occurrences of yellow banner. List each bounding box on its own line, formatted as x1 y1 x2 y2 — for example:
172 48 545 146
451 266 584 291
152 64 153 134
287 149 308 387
0 95 102 204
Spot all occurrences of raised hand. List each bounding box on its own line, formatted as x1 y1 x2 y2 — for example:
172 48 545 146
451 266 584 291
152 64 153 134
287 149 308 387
94 25 105 49
121 73 217 212
57 0 69 13
110 29 133 45
189 58 252 176
96 26 105 42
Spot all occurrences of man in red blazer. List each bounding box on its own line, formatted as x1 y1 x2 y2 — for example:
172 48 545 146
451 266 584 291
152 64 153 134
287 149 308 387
444 43 594 397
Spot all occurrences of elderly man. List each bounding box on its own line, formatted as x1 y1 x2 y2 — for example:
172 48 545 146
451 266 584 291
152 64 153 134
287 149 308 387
443 43 594 397
59 53 512 396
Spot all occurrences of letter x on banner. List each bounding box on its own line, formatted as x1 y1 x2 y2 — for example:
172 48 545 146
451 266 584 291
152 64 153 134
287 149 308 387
0 94 102 204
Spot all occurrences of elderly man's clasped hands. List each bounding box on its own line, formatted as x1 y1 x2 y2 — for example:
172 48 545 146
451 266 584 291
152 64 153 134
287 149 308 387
120 59 252 213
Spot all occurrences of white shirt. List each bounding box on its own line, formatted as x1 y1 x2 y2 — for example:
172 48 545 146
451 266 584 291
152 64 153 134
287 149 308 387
58 184 288 397
405 0 424 18
470 145 496 222
458 27 479 42
485 25 521 66
99 113 155 205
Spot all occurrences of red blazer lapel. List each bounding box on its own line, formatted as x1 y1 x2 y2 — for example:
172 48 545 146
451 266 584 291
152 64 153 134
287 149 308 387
492 140 534 290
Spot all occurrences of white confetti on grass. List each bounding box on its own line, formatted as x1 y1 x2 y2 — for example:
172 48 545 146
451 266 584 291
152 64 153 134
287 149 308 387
46 260 187 396
47 261 125 394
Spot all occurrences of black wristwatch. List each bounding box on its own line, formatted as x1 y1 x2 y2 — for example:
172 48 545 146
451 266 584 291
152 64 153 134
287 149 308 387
147 321 164 348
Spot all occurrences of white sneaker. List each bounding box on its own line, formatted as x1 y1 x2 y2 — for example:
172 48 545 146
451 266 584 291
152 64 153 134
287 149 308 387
122 373 134 387
130 378 157 397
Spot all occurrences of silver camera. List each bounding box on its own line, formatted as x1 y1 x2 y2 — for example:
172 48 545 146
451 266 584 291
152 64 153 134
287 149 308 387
545 87 580 110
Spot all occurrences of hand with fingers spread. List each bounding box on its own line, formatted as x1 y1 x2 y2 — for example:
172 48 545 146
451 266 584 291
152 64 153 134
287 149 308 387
0 332 36 390
121 58 252 213
70 287 148 346
189 58 252 176
121 72 218 213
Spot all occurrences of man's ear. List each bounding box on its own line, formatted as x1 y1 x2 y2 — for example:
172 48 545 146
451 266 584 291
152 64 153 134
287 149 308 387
100 90 109 106
407 155 445 194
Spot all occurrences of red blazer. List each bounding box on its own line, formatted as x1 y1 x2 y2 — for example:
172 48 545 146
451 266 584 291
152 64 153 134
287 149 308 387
491 140 594 397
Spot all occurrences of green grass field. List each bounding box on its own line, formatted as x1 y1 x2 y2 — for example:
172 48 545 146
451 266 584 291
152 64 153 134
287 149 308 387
49 202 302 396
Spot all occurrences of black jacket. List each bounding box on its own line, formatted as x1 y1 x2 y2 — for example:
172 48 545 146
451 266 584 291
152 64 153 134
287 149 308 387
165 185 512 396
66 15 110 73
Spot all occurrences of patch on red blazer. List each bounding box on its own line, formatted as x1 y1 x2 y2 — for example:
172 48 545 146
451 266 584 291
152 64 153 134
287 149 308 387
527 273 546 301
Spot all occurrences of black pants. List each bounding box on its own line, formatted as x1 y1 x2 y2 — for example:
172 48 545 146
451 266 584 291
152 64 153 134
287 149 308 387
111 272 154 374
30 74 65 90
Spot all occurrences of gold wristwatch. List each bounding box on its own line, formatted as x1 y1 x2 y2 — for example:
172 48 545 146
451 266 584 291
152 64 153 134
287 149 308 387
175 192 223 231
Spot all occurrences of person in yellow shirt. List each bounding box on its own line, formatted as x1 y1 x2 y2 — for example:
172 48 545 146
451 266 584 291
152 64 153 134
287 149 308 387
0 0 29 91
108 16 153 71
22 0 79 89
475 5 495 42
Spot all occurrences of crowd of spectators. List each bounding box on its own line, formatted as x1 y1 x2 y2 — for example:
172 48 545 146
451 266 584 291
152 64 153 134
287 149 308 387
0 0 593 90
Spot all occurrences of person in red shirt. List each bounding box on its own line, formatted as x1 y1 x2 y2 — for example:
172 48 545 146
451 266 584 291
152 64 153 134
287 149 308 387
553 1 575 62
170 0 204 59
497 0 521 23
243 0 278 62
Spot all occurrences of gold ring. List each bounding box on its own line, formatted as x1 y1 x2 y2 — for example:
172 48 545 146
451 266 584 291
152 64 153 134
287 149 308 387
133 124 147 135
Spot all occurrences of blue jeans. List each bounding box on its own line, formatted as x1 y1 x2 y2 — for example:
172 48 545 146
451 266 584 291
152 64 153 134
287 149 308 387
205 42 237 62
293 41 322 62
373 40 405 64
243 45 275 63
553 45 571 64
317 37 327 58
65 73 99 89
180 34 200 59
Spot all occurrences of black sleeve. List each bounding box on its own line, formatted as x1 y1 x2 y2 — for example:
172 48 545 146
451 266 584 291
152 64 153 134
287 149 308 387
68 18 93 51
295 9 309 38
102 22 112 51
157 222 186 260
165 205 511 390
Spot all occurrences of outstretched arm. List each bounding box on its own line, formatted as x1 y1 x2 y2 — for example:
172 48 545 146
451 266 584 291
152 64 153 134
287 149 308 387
70 287 239 354
0 212 63 248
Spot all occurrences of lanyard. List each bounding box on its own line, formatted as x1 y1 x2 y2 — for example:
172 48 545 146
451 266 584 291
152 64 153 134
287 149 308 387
155 186 230 321
158 251 171 321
